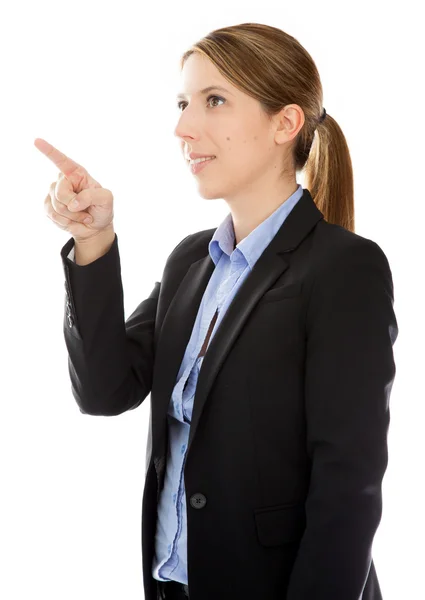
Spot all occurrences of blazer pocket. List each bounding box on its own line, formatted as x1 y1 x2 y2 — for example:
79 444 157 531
260 282 302 304
254 502 306 547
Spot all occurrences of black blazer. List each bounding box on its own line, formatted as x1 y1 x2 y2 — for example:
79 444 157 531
60 188 398 600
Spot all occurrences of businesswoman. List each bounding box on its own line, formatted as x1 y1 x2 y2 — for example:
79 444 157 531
37 22 398 600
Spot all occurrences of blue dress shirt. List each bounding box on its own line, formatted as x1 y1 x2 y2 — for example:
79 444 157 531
151 184 304 584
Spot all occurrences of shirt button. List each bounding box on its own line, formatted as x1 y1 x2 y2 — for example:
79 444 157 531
189 493 207 509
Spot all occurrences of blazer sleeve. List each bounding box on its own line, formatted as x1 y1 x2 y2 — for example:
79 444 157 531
60 232 189 416
286 238 399 600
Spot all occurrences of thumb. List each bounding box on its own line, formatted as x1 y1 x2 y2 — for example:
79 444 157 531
68 186 113 213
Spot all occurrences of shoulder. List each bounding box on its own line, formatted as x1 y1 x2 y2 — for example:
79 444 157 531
166 228 216 262
170 221 393 289
306 221 395 319
312 220 393 281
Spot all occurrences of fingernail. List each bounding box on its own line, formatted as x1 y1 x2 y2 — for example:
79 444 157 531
83 217 92 224
71 199 79 208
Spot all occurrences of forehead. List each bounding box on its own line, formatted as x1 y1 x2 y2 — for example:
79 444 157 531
177 53 234 99
176 85 233 100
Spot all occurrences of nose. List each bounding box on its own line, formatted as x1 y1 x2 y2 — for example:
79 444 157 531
174 109 200 147
175 127 196 160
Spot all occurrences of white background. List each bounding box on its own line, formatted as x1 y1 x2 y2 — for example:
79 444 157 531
0 1 423 598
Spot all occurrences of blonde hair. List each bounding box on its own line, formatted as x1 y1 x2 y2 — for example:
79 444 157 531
180 22 355 232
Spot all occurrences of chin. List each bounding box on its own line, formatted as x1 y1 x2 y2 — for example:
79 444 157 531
195 186 224 200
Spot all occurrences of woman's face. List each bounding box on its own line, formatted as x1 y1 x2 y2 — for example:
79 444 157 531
174 53 302 207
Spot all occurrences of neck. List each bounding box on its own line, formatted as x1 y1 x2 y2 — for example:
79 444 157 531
230 182 299 245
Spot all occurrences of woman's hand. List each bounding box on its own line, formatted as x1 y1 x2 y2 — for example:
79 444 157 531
35 138 114 242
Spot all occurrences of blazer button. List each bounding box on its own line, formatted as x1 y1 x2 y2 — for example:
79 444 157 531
190 493 207 509
67 314 74 328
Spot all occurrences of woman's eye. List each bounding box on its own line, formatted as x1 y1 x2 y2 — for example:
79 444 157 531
177 95 225 111
207 95 225 108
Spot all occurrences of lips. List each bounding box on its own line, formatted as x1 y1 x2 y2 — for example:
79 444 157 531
189 156 216 163
189 156 216 174
186 152 216 160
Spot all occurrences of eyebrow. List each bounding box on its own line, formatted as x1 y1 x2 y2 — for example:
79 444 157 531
176 85 232 100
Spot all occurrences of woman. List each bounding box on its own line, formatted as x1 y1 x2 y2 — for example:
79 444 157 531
37 22 398 600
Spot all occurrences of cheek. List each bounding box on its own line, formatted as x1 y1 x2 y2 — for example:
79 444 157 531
217 124 265 170
229 143 265 171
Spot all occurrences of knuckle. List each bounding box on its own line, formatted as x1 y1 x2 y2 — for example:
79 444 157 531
55 178 74 207
52 195 66 214
50 196 58 213
67 196 79 211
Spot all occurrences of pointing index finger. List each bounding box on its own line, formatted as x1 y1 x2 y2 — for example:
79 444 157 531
34 138 82 178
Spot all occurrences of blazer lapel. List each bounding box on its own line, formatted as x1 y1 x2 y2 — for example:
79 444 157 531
152 189 324 465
